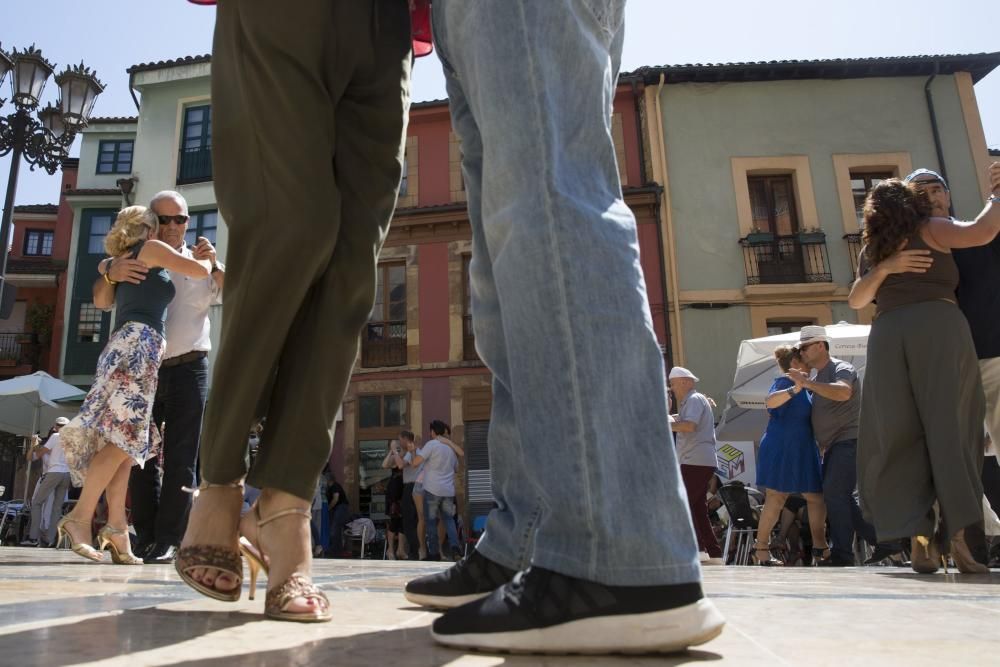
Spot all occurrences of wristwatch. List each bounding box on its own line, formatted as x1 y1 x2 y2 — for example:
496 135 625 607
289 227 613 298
786 386 796 397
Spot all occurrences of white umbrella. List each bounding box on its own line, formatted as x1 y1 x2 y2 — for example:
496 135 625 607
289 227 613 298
0 371 85 436
717 322 869 444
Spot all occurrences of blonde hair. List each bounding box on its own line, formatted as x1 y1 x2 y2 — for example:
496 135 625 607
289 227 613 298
773 345 801 373
104 206 158 257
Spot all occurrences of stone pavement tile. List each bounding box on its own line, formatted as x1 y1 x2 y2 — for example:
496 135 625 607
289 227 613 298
0 547 998 666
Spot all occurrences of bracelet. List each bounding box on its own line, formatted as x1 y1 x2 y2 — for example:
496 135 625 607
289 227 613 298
786 386 795 397
103 271 117 286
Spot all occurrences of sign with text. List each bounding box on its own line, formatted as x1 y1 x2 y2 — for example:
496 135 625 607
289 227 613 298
716 440 756 485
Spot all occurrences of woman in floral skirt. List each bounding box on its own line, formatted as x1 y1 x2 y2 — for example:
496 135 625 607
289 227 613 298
58 206 211 564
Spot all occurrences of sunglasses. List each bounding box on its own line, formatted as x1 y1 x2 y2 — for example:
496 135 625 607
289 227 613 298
157 214 190 225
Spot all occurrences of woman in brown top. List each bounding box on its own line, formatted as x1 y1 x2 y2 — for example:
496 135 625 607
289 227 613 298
849 167 1000 574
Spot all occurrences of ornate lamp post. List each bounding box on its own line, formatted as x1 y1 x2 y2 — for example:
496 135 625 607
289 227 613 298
0 44 103 313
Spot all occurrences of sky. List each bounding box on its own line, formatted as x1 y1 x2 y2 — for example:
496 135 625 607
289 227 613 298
1 0 998 209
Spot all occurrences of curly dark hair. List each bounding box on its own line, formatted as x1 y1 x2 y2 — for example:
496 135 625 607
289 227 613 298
862 179 932 265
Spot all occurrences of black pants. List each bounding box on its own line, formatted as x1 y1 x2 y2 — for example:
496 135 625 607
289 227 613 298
130 356 209 546
402 482 420 559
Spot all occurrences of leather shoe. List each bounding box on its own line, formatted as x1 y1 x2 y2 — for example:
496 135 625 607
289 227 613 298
143 543 178 564
863 544 902 565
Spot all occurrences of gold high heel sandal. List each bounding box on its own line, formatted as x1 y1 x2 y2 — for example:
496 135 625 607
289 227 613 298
98 525 143 565
56 516 103 562
174 481 245 602
239 504 332 623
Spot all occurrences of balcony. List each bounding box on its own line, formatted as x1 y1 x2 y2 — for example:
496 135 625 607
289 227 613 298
177 146 212 185
739 233 832 286
361 321 406 368
0 332 40 374
844 232 863 277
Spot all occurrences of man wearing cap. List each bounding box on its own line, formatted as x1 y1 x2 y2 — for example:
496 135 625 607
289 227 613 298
22 418 72 547
906 166 1000 563
788 326 878 565
669 367 723 565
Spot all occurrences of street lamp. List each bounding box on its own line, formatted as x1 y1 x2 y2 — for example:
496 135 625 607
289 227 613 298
0 44 103 315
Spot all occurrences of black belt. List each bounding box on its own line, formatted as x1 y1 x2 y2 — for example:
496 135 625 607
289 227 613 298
161 350 207 368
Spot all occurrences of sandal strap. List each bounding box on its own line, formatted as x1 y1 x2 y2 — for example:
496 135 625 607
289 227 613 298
182 480 245 498
257 508 312 528
176 544 243 577
265 573 329 615
99 524 128 536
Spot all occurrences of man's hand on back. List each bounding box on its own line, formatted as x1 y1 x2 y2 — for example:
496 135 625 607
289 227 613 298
109 258 149 285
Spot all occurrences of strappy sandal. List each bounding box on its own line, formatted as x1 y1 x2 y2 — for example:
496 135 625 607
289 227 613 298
56 516 103 562
98 525 143 565
752 541 783 566
239 504 332 623
174 481 245 602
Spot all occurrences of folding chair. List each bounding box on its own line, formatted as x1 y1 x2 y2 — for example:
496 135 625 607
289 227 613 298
718 482 759 566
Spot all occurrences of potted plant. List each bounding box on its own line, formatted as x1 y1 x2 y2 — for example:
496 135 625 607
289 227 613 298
26 303 54 346
745 225 774 244
797 226 826 244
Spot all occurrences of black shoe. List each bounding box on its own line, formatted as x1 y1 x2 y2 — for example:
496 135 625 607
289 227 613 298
143 543 178 564
18 539 38 547
864 545 903 565
431 567 725 654
421 553 441 562
406 549 516 609
817 555 854 567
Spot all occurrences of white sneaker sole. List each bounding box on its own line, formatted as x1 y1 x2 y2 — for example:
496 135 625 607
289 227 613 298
431 597 726 654
404 590 491 609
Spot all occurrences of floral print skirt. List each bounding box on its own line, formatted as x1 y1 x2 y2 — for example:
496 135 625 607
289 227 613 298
61 322 166 487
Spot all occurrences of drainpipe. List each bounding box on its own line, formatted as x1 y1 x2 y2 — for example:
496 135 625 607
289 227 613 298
128 70 140 112
653 73 685 365
630 78 649 185
924 63 955 216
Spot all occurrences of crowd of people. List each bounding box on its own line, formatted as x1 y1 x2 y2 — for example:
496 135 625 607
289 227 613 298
10 0 1000 656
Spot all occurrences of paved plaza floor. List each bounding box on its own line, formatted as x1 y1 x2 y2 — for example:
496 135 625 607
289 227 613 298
0 546 997 666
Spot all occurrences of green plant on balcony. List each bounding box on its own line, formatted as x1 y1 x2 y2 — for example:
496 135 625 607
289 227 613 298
797 226 826 244
26 302 54 345
745 225 774 244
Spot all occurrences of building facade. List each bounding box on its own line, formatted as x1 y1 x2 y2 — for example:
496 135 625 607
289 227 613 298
633 53 1000 411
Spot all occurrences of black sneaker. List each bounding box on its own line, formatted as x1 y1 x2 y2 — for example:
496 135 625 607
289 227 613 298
864 544 903 565
405 549 516 609
18 539 38 547
431 566 725 654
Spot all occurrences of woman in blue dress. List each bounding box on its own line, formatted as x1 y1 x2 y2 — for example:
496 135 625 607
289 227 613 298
752 345 828 565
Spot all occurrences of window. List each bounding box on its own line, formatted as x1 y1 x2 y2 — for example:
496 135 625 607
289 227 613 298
87 213 115 254
766 320 816 336
358 394 408 429
178 104 212 183
23 230 54 256
96 140 133 174
400 155 408 197
462 255 477 361
362 263 406 367
77 303 103 343
850 171 893 228
184 209 219 247
748 175 800 235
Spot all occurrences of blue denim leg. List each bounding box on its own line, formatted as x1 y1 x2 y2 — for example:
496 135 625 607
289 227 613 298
433 0 700 585
440 496 461 550
424 492 441 556
823 439 865 562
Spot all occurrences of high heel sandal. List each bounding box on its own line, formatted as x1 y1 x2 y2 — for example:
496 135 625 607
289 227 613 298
174 481 245 602
752 542 783 566
948 528 989 574
240 504 332 623
98 525 143 565
56 516 103 562
811 545 833 567
910 535 942 574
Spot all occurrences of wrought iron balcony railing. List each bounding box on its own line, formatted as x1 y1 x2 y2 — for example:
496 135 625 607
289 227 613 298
177 146 212 184
361 320 406 368
739 232 833 285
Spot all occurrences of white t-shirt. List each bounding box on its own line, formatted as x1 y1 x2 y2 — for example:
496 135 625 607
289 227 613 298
43 432 70 474
163 244 222 359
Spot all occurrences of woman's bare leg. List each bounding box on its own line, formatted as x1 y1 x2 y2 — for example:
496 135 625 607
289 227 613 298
754 490 788 559
804 492 829 551
64 444 129 545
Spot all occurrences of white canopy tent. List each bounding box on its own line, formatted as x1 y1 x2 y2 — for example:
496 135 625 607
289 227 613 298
716 322 870 446
0 371 85 437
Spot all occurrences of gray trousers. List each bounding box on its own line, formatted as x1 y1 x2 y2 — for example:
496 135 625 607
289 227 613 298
858 300 985 539
200 0 412 500
28 472 71 543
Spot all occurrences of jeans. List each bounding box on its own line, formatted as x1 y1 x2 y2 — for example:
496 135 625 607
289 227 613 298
28 471 71 543
823 439 876 562
432 0 700 585
130 356 208 546
424 491 460 556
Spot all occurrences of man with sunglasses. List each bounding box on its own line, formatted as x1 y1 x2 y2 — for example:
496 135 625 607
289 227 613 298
93 190 224 564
